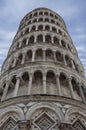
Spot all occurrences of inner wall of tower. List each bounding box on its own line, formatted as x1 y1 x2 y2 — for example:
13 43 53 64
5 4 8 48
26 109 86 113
0 8 86 130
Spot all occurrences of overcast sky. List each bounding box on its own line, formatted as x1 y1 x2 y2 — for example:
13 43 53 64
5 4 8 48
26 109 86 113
0 0 86 75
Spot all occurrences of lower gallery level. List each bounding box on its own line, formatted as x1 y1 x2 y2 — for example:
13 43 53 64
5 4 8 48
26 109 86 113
0 95 86 130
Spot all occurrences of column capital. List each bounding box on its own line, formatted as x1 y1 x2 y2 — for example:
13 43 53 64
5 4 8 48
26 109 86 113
56 73 60 78
5 79 10 85
67 77 72 81
16 75 21 80
77 82 82 86
29 72 33 76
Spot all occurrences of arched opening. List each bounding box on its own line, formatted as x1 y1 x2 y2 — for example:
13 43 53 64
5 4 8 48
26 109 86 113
29 14 32 18
25 28 29 34
45 18 49 22
75 64 80 73
46 71 57 95
16 42 20 49
38 25 43 31
31 26 36 31
61 40 66 48
32 71 43 94
65 55 72 68
44 12 48 16
7 75 17 99
22 38 27 47
59 73 70 97
68 44 71 51
56 51 63 62
25 50 32 62
39 11 43 15
18 72 29 96
50 13 53 17
71 78 81 101
45 35 51 43
45 25 50 31
53 37 59 45
33 12 38 17
38 18 43 22
35 49 43 61
51 19 55 24
46 49 54 61
55 15 58 19
16 53 23 66
52 27 57 32
28 20 31 24
37 35 43 43
33 19 37 23
58 29 62 35
28 36 34 44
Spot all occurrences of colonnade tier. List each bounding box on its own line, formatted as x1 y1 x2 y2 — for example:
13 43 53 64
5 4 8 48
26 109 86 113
19 8 67 32
1 45 84 75
0 69 86 102
8 28 77 56
8 19 77 55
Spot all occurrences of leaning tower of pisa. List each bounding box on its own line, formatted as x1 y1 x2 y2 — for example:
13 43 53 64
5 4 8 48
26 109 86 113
0 8 86 130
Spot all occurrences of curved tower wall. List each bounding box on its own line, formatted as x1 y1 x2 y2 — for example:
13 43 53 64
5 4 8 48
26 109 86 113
0 8 86 130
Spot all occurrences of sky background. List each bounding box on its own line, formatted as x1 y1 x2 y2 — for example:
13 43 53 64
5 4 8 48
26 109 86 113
0 0 86 75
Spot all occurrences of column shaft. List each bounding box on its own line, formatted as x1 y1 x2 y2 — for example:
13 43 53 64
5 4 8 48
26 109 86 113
43 50 46 61
21 53 26 64
32 51 35 62
1 82 9 101
43 74 46 94
68 78 74 98
28 74 33 95
56 75 62 96
78 83 86 103
63 54 67 65
13 77 20 97
71 59 75 69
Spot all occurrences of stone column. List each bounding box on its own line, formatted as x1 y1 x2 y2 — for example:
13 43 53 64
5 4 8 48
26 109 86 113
19 42 22 48
51 35 54 43
34 35 36 43
1 81 10 101
21 52 26 64
56 74 62 96
43 35 45 43
26 38 29 45
54 51 56 62
68 78 74 98
43 73 46 94
12 58 17 67
70 59 75 69
43 50 46 61
63 54 67 65
32 51 35 62
59 39 62 46
13 76 20 97
78 83 86 103
28 73 33 95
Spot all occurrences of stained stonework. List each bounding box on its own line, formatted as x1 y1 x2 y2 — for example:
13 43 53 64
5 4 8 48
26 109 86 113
0 8 86 130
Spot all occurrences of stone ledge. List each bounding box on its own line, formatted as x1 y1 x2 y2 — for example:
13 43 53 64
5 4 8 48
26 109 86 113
0 95 86 109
